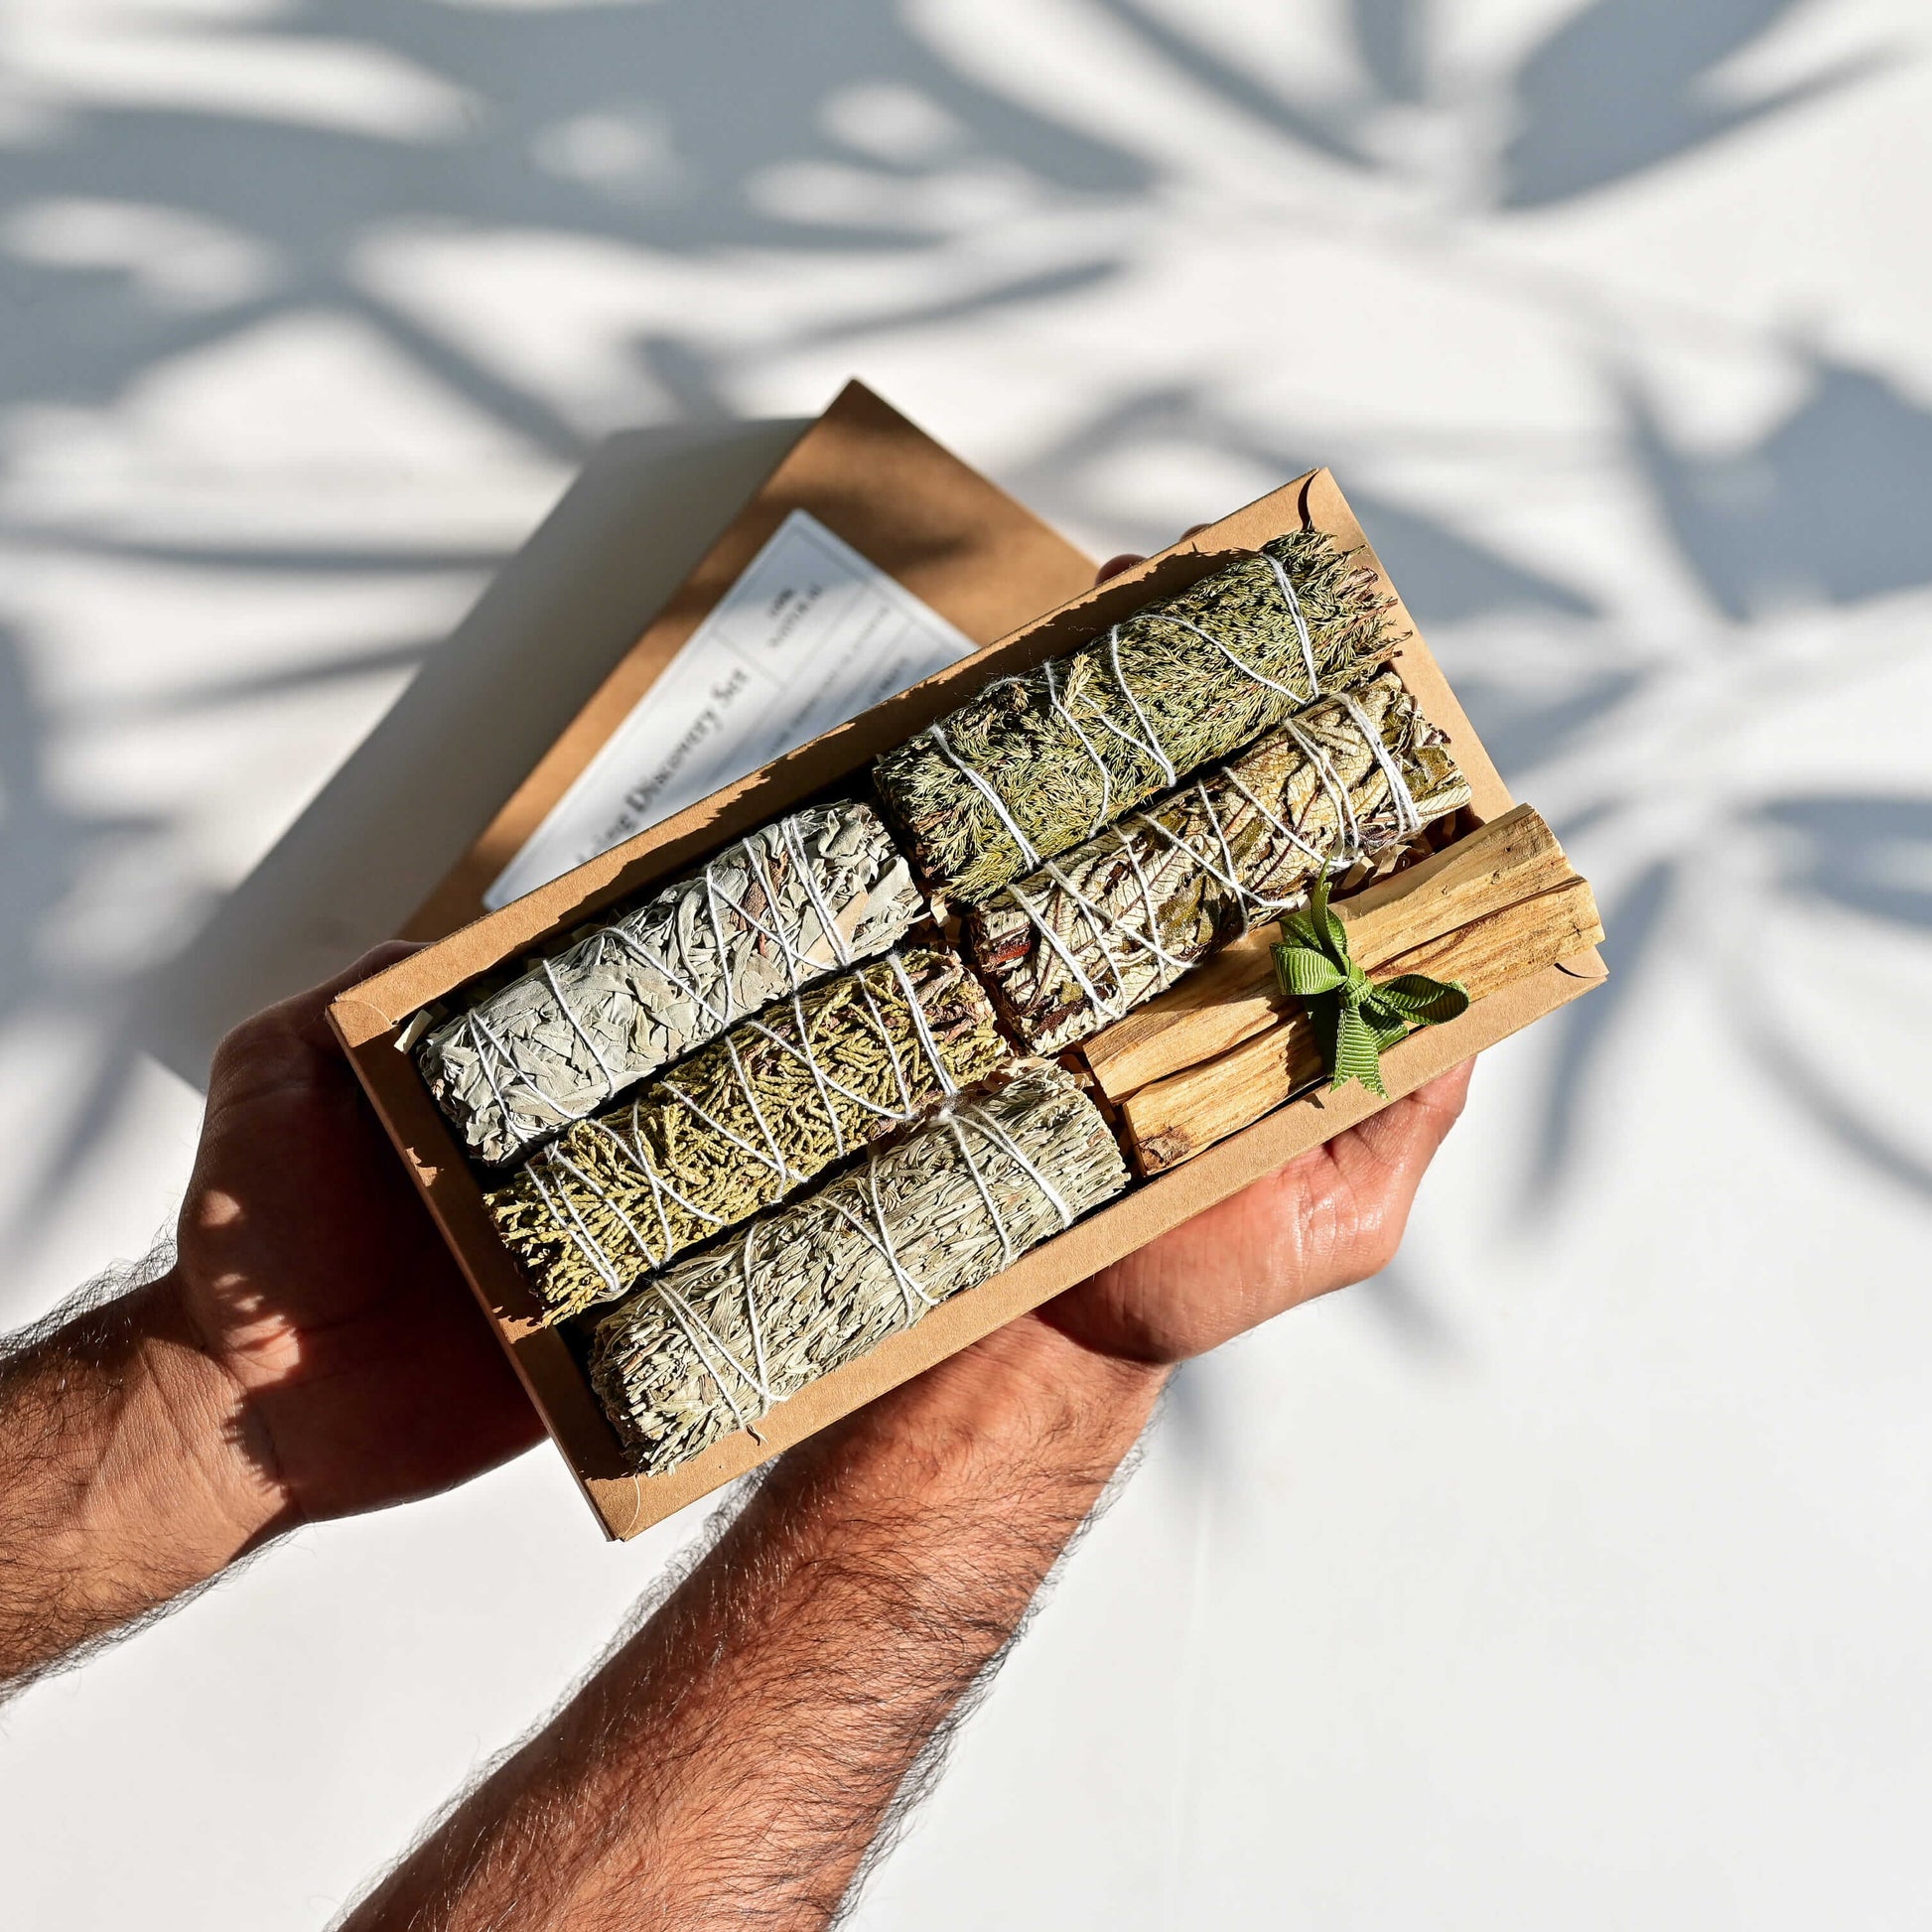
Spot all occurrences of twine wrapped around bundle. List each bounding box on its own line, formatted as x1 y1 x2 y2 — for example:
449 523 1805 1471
417 801 922 1164
963 669 1470 1053
873 530 1398 905
589 1063 1127 1474
487 948 1009 1322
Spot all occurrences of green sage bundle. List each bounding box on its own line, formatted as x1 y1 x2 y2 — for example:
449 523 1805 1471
417 801 922 1165
589 1062 1127 1474
873 530 1398 905
487 947 1009 1322
963 669 1470 1053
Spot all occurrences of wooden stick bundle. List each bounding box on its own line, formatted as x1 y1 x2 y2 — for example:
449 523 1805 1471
1082 807 1602 1173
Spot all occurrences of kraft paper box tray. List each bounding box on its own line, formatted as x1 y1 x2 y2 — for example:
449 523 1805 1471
330 464 1607 1542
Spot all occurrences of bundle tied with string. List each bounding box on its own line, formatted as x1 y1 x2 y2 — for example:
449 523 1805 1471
487 947 1009 1323
416 801 922 1165
589 1062 1127 1475
873 529 1399 906
963 669 1471 1054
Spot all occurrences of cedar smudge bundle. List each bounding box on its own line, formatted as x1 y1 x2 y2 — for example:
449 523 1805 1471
417 801 921 1164
873 530 1398 905
488 948 1008 1321
964 670 1470 1053
589 1063 1127 1474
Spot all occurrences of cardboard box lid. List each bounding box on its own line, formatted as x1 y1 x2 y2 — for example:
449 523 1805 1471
405 379 1097 938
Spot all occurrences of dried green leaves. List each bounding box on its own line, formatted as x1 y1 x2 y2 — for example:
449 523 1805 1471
417 801 922 1165
873 531 1399 905
589 1063 1127 1474
964 670 1471 1052
487 948 1009 1321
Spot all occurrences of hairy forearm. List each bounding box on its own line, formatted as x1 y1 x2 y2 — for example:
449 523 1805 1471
347 1317 1169 1931
0 1265 284 1692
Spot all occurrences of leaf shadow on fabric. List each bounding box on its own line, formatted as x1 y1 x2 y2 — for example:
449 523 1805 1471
3 0 1156 1198
1754 794 1932 932
1623 356 1932 623
1737 1012 1932 1204
1737 791 1932 1200
0 0 1150 447
1095 0 1887 209
136 419 808 1088
0 624 177 1281
1011 385 1599 624
1499 0 1893 208
1087 0 1368 168
1445 668 1644 785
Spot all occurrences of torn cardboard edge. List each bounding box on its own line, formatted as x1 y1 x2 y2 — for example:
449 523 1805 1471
331 464 1606 1542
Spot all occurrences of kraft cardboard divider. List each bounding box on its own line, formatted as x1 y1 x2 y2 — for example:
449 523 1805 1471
330 465 1606 1541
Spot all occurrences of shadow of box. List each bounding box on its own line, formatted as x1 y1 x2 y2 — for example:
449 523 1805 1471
330 461 1605 1541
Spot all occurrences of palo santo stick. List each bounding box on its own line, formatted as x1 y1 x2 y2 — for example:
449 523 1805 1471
1121 872 1603 1173
1083 804 1569 1103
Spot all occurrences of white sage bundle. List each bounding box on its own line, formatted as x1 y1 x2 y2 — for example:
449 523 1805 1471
417 801 922 1164
963 669 1470 1053
590 1063 1127 1475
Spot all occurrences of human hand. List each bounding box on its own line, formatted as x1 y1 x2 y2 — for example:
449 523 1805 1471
0 950 544 1689
1039 1061 1471 1367
169 946 542 1530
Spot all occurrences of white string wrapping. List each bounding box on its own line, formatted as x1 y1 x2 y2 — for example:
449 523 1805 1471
921 718 1042 872
667 1086 1080 1416
905 542 1333 894
1338 688 1424 842
495 950 1004 1314
1261 546 1320 694
465 846 845 1134
589 1064 1128 1475
419 801 921 1164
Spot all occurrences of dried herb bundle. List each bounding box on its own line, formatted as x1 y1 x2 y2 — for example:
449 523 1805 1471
589 1063 1127 1474
418 801 922 1165
963 670 1470 1053
873 530 1398 905
488 948 1009 1322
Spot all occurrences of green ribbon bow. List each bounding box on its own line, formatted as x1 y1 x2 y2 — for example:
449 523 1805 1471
1271 877 1470 1098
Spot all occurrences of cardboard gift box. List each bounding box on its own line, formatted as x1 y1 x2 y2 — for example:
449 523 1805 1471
329 387 1606 1540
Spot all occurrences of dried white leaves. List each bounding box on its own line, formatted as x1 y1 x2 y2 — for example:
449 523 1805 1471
417 801 922 1164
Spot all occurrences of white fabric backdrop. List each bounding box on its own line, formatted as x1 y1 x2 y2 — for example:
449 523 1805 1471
3 2 1930 1924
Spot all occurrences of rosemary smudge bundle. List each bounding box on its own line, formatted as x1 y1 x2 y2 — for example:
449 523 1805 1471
417 800 922 1165
589 1062 1127 1475
963 669 1470 1053
873 530 1399 905
488 947 1009 1321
